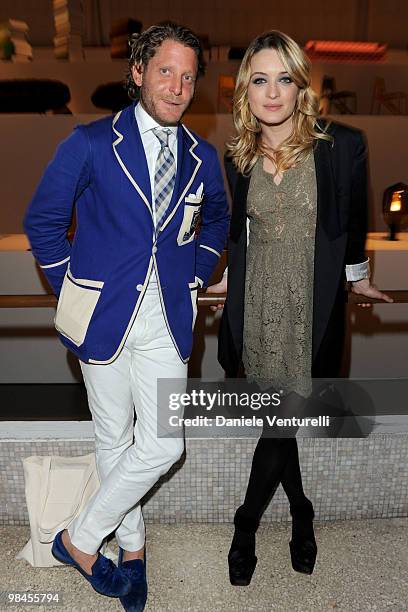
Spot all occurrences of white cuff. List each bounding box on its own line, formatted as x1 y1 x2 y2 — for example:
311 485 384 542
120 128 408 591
346 258 370 282
195 276 204 288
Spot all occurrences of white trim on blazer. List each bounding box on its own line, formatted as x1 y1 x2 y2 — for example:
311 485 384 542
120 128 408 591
112 111 153 218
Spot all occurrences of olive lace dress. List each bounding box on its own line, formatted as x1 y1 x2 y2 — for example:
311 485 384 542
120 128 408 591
242 151 317 398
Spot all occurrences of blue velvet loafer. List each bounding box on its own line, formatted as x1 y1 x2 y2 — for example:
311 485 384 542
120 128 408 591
52 530 132 598
117 546 148 612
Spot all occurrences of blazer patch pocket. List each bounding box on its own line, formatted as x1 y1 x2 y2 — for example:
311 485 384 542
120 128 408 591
177 198 202 246
54 267 104 347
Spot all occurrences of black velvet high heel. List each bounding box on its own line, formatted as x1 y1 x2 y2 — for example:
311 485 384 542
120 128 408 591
289 501 317 575
228 545 258 586
289 537 317 575
228 511 258 586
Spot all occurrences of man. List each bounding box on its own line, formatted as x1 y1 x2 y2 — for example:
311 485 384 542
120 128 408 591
24 22 229 611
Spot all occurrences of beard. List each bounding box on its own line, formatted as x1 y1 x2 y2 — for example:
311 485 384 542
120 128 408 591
139 86 193 126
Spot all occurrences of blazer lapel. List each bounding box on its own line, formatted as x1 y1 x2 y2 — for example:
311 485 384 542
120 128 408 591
112 104 153 219
313 136 341 240
229 171 250 243
312 136 347 360
159 124 202 232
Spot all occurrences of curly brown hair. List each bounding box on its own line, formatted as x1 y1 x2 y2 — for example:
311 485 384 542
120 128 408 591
125 21 205 100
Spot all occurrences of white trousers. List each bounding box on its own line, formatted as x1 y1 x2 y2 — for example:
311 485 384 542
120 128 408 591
68 282 187 554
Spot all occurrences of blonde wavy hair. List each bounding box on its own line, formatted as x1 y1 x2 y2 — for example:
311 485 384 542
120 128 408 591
227 30 332 175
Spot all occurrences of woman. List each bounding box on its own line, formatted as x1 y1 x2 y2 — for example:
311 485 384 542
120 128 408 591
208 30 391 585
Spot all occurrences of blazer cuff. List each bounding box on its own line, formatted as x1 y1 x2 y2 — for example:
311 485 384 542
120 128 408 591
346 258 370 282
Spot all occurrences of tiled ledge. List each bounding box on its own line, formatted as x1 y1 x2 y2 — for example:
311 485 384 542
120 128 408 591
0 420 94 440
2 414 408 441
1 428 407 526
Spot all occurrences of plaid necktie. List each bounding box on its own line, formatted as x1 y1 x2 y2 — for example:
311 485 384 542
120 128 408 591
152 127 176 230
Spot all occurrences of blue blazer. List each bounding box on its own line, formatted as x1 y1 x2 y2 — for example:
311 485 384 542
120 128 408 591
24 102 230 364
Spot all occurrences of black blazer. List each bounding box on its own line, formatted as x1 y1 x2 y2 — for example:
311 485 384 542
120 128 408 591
218 121 368 378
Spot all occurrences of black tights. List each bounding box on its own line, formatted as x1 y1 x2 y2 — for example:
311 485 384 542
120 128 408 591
235 437 311 528
232 417 315 550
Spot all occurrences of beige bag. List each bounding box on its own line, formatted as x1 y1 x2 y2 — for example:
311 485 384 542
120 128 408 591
16 453 100 567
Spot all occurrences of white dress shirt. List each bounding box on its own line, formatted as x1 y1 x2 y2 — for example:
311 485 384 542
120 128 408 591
135 103 178 284
135 102 178 229
134 103 204 289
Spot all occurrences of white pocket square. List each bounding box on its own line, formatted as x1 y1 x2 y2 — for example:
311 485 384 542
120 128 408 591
186 182 204 202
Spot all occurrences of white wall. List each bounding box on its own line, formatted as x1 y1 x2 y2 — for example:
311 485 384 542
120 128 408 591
1 114 408 233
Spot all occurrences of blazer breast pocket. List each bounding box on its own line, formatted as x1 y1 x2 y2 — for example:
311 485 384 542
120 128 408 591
177 196 202 246
54 267 104 347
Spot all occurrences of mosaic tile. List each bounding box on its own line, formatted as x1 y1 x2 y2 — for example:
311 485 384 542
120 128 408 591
1 436 407 525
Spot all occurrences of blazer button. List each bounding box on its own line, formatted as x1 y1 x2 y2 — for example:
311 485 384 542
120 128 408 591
152 246 157 254
136 284 143 291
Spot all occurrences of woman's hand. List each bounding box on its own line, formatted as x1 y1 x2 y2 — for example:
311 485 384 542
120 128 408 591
350 278 393 308
206 275 227 312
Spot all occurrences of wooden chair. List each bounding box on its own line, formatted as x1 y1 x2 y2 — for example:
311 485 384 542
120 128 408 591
370 77 408 114
319 75 357 114
217 75 235 113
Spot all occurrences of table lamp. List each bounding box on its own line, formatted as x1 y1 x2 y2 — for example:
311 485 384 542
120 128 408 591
382 182 408 240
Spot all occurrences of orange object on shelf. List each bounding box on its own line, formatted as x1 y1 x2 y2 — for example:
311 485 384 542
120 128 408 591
305 40 387 62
